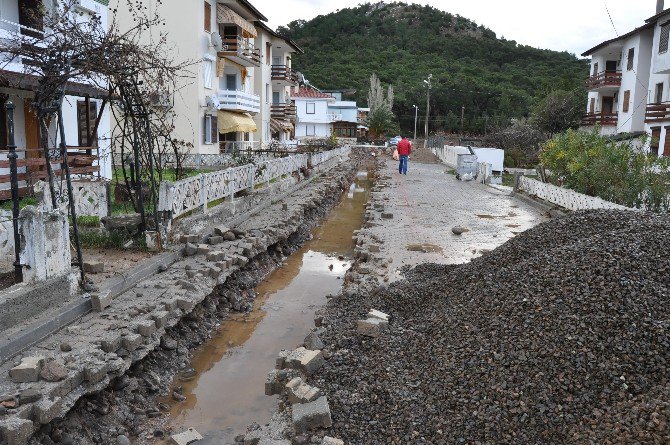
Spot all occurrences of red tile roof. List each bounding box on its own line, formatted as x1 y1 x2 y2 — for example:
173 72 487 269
291 86 333 99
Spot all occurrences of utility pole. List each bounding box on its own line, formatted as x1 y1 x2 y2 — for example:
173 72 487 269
412 105 418 141
423 74 432 148
460 105 465 135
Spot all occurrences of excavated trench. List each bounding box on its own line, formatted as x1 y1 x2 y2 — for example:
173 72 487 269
28 162 375 445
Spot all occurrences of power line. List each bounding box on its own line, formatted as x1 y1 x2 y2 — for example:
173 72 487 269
603 0 619 37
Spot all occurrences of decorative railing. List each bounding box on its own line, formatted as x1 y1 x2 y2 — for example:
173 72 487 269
271 103 297 120
216 90 261 114
645 102 670 123
271 65 298 84
158 146 350 219
221 36 262 66
0 17 44 40
586 71 622 90
581 112 618 127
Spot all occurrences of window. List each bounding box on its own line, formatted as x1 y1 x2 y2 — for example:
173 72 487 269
266 42 272 65
266 84 270 104
622 90 631 113
660 22 670 54
306 102 315 114
226 74 237 91
204 1 211 32
627 48 635 71
306 125 316 136
656 83 664 104
589 97 595 113
204 114 218 144
593 62 599 76
272 91 280 104
77 100 98 147
203 60 213 89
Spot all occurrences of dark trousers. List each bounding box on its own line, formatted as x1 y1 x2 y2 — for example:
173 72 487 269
398 155 408 175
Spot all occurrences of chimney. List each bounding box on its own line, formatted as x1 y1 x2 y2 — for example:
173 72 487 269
658 0 665 14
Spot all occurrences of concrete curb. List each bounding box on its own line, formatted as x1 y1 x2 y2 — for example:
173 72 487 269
511 190 568 218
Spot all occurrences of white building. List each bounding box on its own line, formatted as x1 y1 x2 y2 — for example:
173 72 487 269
0 0 113 199
582 0 670 156
291 86 337 139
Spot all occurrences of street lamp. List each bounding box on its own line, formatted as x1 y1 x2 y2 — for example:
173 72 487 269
412 105 418 141
423 74 432 148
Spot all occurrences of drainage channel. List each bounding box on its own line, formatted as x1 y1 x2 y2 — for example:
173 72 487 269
162 171 373 443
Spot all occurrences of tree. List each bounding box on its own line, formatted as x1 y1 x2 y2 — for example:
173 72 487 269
532 89 584 136
484 118 544 167
366 73 397 138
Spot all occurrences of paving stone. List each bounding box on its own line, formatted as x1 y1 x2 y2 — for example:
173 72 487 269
183 242 198 256
151 310 170 328
276 350 291 369
368 309 390 321
9 356 44 383
169 427 203 445
285 348 324 375
100 333 122 353
0 417 34 445
83 261 105 274
122 333 143 352
291 396 332 433
286 377 322 404
322 438 344 445
357 318 389 338
180 234 199 243
265 370 283 396
135 320 157 337
91 291 113 312
33 396 63 424
196 244 211 254
208 235 223 245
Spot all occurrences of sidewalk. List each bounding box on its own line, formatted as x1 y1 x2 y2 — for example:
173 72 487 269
361 157 548 281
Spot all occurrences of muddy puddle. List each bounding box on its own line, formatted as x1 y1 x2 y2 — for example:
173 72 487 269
163 172 373 443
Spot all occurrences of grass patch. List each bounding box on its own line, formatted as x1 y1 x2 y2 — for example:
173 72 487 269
207 197 226 208
77 229 147 250
0 196 38 211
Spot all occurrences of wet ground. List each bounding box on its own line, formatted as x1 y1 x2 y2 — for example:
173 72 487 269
163 172 373 443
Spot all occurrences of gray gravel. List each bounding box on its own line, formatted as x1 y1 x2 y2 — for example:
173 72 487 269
315 210 670 444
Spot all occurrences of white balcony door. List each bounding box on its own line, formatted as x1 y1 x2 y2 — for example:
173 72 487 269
273 91 280 104
226 74 237 91
272 56 282 66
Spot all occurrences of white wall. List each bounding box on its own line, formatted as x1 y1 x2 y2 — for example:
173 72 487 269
618 31 653 134
295 122 331 138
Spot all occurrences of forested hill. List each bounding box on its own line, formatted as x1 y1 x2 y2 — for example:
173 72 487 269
278 2 589 134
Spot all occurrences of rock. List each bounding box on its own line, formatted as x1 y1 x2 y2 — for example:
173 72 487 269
183 243 198 256
161 337 178 350
135 320 157 337
116 434 130 445
19 389 42 404
208 235 223 245
91 291 113 312
122 333 143 352
59 343 72 352
223 231 237 241
451 226 468 235
101 333 122 353
381 212 393 219
0 417 34 445
83 261 104 274
357 318 388 338
322 438 344 445
180 234 199 243
197 244 211 255
303 332 325 350
213 226 230 236
169 428 202 445
291 396 332 433
9 356 44 383
40 360 68 382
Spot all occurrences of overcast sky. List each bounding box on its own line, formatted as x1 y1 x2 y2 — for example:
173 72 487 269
253 0 658 56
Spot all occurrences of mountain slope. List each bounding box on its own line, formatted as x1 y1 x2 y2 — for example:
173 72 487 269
279 2 588 134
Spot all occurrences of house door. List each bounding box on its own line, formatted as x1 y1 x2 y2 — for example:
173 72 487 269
605 60 618 72
602 97 614 114
656 83 665 104
664 127 670 156
589 97 596 113
272 56 282 66
272 91 280 104
651 127 662 156
23 99 43 181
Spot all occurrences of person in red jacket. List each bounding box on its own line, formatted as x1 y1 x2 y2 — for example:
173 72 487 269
396 136 412 175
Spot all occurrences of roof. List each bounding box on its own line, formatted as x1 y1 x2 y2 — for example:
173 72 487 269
645 7 670 23
581 22 655 56
254 21 303 54
238 0 268 22
291 86 334 99
0 69 108 99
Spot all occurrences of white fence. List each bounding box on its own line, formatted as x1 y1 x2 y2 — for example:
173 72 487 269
158 146 350 219
517 176 632 211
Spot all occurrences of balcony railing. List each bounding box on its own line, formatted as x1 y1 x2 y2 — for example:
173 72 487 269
586 71 622 90
271 65 298 84
216 90 261 114
645 102 670 123
271 103 297 120
581 112 618 127
0 17 44 40
220 36 261 67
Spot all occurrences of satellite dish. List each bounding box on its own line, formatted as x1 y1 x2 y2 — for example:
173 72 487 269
211 32 223 51
206 95 220 110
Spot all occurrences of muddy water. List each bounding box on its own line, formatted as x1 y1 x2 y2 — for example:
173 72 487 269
165 172 372 443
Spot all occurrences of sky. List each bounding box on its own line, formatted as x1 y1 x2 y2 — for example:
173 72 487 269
252 0 659 56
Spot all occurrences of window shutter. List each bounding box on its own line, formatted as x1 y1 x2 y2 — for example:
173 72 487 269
660 23 670 54
203 60 213 89
204 1 211 32
77 101 98 147
623 90 630 113
204 115 212 144
211 114 218 144
627 48 635 71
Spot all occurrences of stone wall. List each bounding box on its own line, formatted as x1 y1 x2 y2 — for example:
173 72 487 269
35 180 109 219
19 206 72 283
517 177 632 211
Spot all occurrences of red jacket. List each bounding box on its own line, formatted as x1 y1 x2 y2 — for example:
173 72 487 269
397 138 412 156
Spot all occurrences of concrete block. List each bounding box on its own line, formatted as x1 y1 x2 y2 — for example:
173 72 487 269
0 417 34 445
357 318 389 338
208 235 223 245
122 333 143 351
208 266 222 279
169 427 203 445
381 212 393 219
206 251 225 262
9 356 44 383
84 361 109 384
151 310 170 328
213 225 230 236
291 396 332 433
368 244 381 253
322 437 344 445
286 348 324 375
368 309 390 322
34 396 64 424
136 320 157 337
286 377 321 404
176 297 195 312
215 261 228 272
183 243 198 256
91 291 113 312
180 234 200 244
265 370 283 396
100 333 122 353
276 350 291 369
197 244 210 255
83 261 105 274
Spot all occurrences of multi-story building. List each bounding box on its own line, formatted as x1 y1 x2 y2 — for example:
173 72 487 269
581 0 670 156
292 86 337 139
0 0 112 198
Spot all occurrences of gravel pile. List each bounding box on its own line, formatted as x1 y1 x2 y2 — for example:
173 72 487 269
316 210 670 444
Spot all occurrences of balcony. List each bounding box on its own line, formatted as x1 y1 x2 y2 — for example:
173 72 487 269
216 90 261 114
271 65 298 86
586 71 622 91
271 103 297 121
645 102 670 123
581 112 618 127
219 36 261 67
